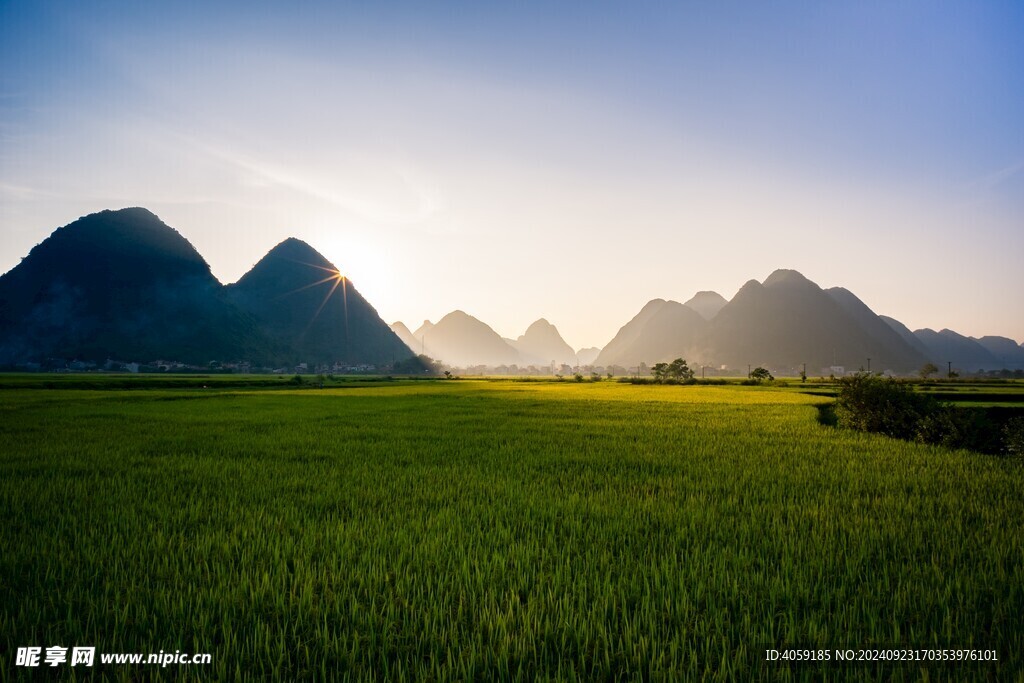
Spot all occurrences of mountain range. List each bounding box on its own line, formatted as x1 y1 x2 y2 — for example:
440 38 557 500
1 208 1020 373
591 269 1022 373
0 208 410 367
389 314 588 369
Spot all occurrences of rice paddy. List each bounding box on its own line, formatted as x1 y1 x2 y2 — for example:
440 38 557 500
1 379 1022 681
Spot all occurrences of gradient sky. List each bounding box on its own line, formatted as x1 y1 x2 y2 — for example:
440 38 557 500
2 0 1022 349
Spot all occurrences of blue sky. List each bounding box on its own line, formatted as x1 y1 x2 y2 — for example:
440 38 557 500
2 0 1022 348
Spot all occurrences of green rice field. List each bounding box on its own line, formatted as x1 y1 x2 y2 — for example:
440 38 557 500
1 378 1022 681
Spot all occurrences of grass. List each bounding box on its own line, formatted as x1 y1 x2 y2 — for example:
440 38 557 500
1 379 1022 681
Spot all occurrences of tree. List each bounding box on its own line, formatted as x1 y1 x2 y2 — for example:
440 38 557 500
667 358 695 381
750 367 773 383
651 362 669 382
919 362 939 380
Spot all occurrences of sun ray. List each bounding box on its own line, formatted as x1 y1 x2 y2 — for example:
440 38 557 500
273 272 343 300
309 274 344 327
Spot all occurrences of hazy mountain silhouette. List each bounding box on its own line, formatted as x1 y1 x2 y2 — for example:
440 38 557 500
824 287 928 369
226 238 409 366
592 299 669 367
598 270 936 373
412 320 435 340
0 208 272 364
576 347 601 366
703 270 929 372
511 319 576 366
596 299 708 367
411 311 520 367
389 321 420 355
683 291 727 320
911 328 1000 373
879 315 931 356
973 336 1024 370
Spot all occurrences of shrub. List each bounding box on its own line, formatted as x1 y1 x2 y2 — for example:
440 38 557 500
916 407 998 453
834 373 936 440
1005 417 1024 458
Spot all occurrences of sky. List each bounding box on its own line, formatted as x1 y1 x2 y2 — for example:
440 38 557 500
2 0 1022 349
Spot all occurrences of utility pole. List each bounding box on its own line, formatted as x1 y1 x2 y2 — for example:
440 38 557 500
867 357 871 372
747 363 751 378
702 365 705 379
948 361 952 379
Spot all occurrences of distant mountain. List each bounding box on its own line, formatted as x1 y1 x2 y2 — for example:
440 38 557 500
226 238 409 366
412 311 520 367
597 270 932 373
512 319 576 366
879 315 931 356
683 291 727 320
413 320 435 340
974 336 1024 370
596 300 708 368
912 329 1000 373
389 321 419 354
704 270 927 372
824 288 928 370
592 299 668 368
576 347 601 366
0 208 271 364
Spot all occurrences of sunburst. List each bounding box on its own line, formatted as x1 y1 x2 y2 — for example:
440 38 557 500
273 258 349 336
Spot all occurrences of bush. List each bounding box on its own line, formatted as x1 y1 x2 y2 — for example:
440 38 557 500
834 373 937 440
916 407 998 453
1005 417 1024 458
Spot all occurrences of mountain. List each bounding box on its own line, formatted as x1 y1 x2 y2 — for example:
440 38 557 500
824 288 929 370
973 336 1024 370
597 270 933 374
0 208 270 364
226 238 410 366
576 347 601 366
912 329 1000 373
592 299 667 367
413 320 435 340
683 291 727 320
412 311 520 367
389 321 430 356
511 319 576 366
596 299 708 368
879 315 931 356
705 270 926 372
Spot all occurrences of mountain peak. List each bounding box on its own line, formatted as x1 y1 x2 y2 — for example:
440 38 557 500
514 318 575 365
763 269 813 287
262 237 334 268
524 318 555 334
684 291 727 320
98 206 161 221
417 310 520 366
